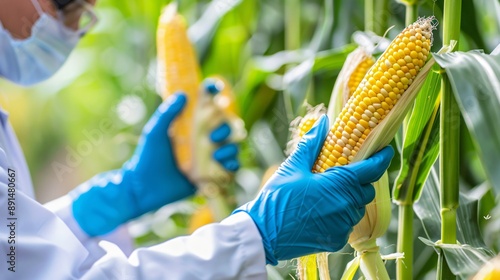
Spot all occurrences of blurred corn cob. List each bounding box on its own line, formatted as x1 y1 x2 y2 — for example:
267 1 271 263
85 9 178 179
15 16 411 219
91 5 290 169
291 17 436 280
472 255 500 280
157 4 246 220
188 205 215 234
157 3 202 173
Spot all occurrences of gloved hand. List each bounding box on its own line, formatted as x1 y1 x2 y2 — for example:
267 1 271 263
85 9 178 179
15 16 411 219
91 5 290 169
72 82 239 237
233 115 394 265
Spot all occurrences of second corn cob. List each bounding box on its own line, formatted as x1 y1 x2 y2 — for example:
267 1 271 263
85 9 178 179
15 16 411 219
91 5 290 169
327 47 376 127
347 57 375 96
157 3 202 174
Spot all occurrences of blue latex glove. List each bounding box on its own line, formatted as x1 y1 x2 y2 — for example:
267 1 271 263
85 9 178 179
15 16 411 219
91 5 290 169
73 83 239 237
233 115 394 265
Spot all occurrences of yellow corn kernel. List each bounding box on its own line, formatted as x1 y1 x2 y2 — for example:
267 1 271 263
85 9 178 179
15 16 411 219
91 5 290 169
157 3 202 172
314 18 434 171
287 104 327 156
298 116 320 137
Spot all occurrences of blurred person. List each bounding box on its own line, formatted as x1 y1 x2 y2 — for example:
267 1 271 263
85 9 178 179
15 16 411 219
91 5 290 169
0 0 395 279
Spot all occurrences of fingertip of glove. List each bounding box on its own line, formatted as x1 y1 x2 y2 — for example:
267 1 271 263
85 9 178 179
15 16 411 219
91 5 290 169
203 78 224 95
210 123 232 143
361 183 376 205
312 114 329 130
161 92 187 114
380 145 395 159
223 159 240 172
302 114 329 140
290 114 330 169
213 143 239 161
373 146 395 168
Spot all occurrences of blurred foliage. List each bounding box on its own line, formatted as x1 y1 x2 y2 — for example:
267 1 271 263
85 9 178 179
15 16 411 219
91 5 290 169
0 0 499 279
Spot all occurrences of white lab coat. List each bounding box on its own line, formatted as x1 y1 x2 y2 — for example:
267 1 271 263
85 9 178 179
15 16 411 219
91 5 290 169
0 108 267 279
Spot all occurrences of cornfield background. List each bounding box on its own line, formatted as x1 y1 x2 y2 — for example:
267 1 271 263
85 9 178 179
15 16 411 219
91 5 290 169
0 0 499 279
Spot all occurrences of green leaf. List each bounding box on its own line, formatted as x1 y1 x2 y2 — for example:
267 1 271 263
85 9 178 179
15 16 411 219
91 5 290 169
393 66 441 204
340 257 360 280
188 0 244 59
238 45 356 128
433 51 500 194
414 167 496 279
283 45 356 114
420 237 496 280
307 0 334 52
312 45 358 73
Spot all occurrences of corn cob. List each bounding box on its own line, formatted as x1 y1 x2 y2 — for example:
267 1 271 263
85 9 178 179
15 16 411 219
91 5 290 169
157 4 246 220
295 108 325 139
157 3 202 174
298 117 319 137
287 104 327 156
327 47 375 124
315 18 433 172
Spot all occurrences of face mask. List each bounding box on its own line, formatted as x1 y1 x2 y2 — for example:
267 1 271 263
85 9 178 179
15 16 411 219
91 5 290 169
0 1 81 86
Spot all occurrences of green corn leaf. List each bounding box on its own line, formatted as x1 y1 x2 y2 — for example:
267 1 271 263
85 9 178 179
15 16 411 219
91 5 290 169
188 0 244 59
238 45 356 131
340 257 360 280
433 50 500 194
284 45 356 115
393 66 441 204
420 237 496 280
414 167 496 279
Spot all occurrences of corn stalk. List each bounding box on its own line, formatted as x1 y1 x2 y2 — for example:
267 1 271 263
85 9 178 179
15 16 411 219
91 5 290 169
395 1 421 278
438 0 462 279
365 0 390 36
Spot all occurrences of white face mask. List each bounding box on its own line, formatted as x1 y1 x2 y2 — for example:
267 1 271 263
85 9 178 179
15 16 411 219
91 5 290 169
0 0 81 86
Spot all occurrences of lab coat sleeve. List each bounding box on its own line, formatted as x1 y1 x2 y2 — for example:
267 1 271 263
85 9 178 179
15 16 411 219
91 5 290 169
0 182 93 279
44 195 135 257
1 183 267 280
81 212 268 280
